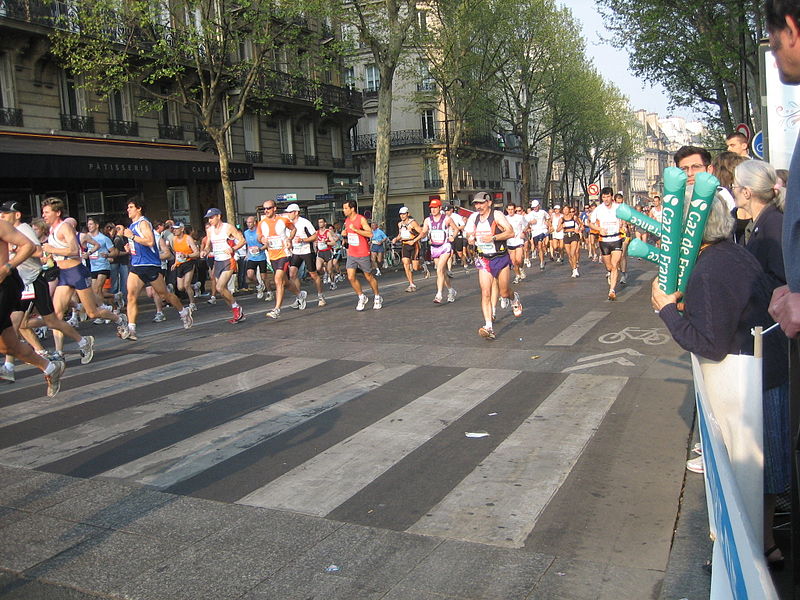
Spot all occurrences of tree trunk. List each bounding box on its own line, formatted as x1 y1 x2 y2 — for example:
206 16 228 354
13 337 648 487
371 80 394 229
214 135 238 225
544 138 555 205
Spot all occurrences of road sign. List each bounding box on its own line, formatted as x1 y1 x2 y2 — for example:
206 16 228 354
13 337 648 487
735 123 752 141
587 183 600 196
276 193 297 202
751 130 764 159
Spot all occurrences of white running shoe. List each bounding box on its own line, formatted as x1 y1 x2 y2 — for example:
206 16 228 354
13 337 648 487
66 315 79 328
298 290 308 310
499 296 510 309
524 259 531 268
189 303 197 312
512 276 521 284
153 312 166 323
79 335 95 365
686 456 704 474
207 296 217 305
116 314 130 339
318 295 327 307
182 306 194 330
0 364 15 383
375 268 381 277
45 360 66 398
620 272 628 284
265 291 273 301
94 318 105 324
373 295 383 309
447 288 457 303
256 283 265 299
433 294 442 304
512 292 523 317
266 307 281 319
356 294 368 311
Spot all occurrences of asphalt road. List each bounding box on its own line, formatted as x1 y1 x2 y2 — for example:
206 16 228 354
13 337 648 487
0 256 705 599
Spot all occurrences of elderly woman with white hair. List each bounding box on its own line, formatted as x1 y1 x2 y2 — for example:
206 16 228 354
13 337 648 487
733 159 791 570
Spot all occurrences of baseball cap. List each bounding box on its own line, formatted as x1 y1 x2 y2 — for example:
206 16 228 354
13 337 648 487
285 203 300 212
204 207 222 218
531 199 540 207
472 192 491 204
429 198 442 208
0 201 23 213
399 206 409 214
554 204 561 209
443 204 453 211
172 221 185 229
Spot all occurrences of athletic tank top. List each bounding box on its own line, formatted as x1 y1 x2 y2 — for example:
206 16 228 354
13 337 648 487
316 228 332 252
130 217 160 267
562 218 578 232
259 217 291 261
471 211 507 257
47 221 80 263
208 224 233 262
428 214 448 246
172 235 193 265
399 220 414 242
344 214 370 257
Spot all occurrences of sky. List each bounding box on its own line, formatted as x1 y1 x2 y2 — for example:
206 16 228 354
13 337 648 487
558 0 702 121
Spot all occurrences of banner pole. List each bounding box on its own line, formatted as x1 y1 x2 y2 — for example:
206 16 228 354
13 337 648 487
790 339 800 599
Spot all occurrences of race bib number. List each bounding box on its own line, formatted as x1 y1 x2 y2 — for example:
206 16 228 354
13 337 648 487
347 232 361 246
21 283 35 300
477 240 495 254
267 236 283 250
317 240 327 250
249 246 260 255
400 229 411 240
430 230 446 244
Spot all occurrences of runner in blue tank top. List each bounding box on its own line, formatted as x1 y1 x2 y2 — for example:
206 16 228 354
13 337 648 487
119 200 193 341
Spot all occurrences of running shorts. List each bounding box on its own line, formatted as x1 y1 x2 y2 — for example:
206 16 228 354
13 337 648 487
370 244 384 253
0 269 23 332
317 249 333 262
90 269 111 279
290 252 317 273
599 240 623 255
564 232 580 244
431 242 452 260
475 253 512 278
58 264 90 291
175 260 196 278
346 254 373 273
20 273 55 317
213 260 232 279
401 243 418 260
132 265 162 283
245 259 268 274
270 257 291 273
532 233 548 244
452 236 465 252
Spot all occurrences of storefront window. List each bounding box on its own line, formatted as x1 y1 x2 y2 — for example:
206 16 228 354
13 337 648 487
168 187 190 224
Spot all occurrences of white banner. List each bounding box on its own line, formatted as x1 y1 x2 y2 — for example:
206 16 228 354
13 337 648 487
765 49 800 170
691 353 777 599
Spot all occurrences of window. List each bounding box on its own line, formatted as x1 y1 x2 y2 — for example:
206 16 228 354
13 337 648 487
168 187 190 223
279 118 293 154
330 126 343 159
344 67 355 89
303 121 316 157
109 87 133 122
418 61 434 90
365 65 380 92
82 191 103 215
417 10 428 33
423 157 439 181
239 39 254 61
503 160 510 179
0 53 15 108
243 113 260 152
59 70 85 116
274 47 289 73
158 86 178 126
421 109 436 139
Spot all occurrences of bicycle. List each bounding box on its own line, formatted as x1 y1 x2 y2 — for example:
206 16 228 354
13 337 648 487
598 326 670 345
383 242 402 269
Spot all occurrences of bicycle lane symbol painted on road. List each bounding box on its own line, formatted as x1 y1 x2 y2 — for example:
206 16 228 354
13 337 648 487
562 348 643 372
598 327 670 345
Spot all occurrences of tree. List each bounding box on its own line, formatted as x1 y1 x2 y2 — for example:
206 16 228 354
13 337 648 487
597 0 763 133
342 0 417 228
49 0 334 221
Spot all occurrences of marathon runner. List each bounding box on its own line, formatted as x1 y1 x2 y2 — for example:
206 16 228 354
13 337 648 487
393 207 423 292
315 218 337 290
370 222 388 277
86 216 115 313
200 208 245 323
285 203 326 308
614 193 630 284
504 202 528 283
41 198 128 349
525 199 549 271
562 206 582 278
242 215 272 302
464 192 522 339
342 200 382 310
0 218 65 396
417 198 456 303
258 199 298 319
590 188 624 301
550 205 564 263
444 204 469 273
169 222 199 312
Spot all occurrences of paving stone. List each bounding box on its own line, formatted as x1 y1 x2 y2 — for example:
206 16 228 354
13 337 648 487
0 513 105 572
533 557 665 600
0 470 78 512
0 572 106 599
394 539 553 600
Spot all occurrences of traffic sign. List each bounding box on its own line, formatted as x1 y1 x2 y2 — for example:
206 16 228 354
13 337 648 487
587 183 600 196
276 193 297 202
751 130 764 159
735 123 751 141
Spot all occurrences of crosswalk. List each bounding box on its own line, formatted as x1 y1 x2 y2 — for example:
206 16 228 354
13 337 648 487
0 348 629 549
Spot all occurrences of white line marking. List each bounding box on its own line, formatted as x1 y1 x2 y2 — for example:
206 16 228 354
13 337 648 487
545 311 609 346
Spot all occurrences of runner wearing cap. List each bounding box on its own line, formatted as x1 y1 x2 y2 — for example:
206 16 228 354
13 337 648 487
169 222 199 312
590 188 623 301
525 199 549 271
242 215 272 302
258 199 298 319
285 203 326 308
342 200 382 310
201 207 246 323
392 206 423 292
369 222 388 277
550 204 564 264
464 192 522 339
504 203 527 283
417 198 457 303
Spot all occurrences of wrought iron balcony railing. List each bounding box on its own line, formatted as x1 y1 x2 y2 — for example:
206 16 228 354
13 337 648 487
353 129 444 151
0 107 23 127
331 158 345 169
245 150 263 163
158 123 184 140
304 155 319 166
417 81 436 92
60 113 94 133
423 179 443 189
108 119 138 136
194 126 211 142
281 153 296 165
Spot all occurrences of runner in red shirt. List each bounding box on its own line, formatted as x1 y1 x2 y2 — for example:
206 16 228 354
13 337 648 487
342 200 382 311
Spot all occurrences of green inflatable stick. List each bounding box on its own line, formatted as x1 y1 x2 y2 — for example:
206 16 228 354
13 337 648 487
658 167 687 293
676 171 719 293
615 204 662 238
627 238 660 264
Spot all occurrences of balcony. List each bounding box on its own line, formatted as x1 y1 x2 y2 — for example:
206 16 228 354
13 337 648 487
255 70 363 112
245 150 263 163
331 157 345 169
417 81 436 92
476 180 486 188
424 179 443 189
488 180 500 188
353 129 443 151
194 126 211 142
304 155 319 166
0 107 23 127
60 114 94 133
108 119 138 136
158 123 184 140
281 153 296 165
363 88 379 101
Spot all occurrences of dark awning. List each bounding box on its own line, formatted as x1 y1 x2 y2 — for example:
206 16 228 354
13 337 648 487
0 133 253 181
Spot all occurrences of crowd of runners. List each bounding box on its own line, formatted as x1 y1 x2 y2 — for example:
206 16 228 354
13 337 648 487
0 188 662 396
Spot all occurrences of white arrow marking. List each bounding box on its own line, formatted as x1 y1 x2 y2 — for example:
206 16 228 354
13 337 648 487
577 348 642 363
562 357 636 372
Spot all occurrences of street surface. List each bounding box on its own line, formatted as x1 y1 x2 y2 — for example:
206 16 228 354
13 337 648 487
0 257 706 599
